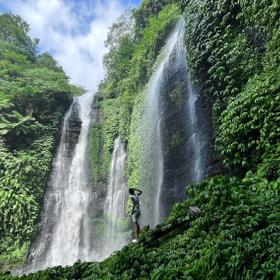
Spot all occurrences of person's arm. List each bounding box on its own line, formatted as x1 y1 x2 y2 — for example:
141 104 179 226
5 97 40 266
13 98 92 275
134 188 142 195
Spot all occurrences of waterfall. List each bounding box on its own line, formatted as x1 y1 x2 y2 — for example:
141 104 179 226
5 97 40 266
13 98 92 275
140 19 184 227
140 18 204 227
176 19 204 182
16 18 208 274
185 69 203 182
101 137 128 258
23 92 96 273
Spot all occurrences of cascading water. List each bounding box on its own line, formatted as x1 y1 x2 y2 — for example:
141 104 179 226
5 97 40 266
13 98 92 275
185 68 203 182
101 137 128 258
175 19 204 182
23 92 96 273
140 18 204 227
140 19 185 227
18 17 210 274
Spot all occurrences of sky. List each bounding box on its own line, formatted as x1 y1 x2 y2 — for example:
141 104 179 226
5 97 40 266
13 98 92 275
0 0 141 92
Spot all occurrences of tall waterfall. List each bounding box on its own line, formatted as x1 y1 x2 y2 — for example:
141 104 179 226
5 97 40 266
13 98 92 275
140 20 182 227
176 19 204 182
141 18 204 227
101 137 128 258
24 93 95 273
17 18 209 274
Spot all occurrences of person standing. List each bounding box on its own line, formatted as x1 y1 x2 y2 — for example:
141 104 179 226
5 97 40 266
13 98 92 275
129 188 142 243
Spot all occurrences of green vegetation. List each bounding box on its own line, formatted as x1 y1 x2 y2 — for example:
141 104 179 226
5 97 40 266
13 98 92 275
0 0 279 278
184 0 280 176
2 173 279 279
0 14 82 270
99 3 180 178
217 66 280 171
89 120 104 186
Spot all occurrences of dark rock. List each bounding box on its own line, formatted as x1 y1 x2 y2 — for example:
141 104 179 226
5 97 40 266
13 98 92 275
159 46 224 219
66 102 82 155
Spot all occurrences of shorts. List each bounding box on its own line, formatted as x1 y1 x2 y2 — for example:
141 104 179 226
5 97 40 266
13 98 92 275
131 211 141 223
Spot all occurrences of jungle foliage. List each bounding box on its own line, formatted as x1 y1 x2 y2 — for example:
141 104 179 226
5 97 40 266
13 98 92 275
95 3 180 179
0 0 279 278
86 0 279 279
3 174 279 279
184 0 280 174
0 14 82 270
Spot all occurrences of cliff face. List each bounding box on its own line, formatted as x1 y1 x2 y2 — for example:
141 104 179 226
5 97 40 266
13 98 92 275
154 20 223 218
160 57 222 218
90 52 222 229
66 102 82 155
195 96 223 177
92 8 225 226
160 64 190 216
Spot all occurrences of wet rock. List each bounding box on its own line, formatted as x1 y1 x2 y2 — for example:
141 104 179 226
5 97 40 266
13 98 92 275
66 102 82 154
188 206 201 216
159 49 224 218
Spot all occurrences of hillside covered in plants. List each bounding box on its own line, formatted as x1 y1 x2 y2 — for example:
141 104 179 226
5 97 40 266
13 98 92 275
0 0 279 279
0 14 83 271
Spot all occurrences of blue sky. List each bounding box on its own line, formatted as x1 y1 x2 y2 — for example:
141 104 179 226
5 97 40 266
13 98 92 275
0 0 142 91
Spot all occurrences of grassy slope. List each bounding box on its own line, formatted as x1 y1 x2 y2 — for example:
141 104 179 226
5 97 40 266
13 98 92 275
1 0 279 278
2 175 279 279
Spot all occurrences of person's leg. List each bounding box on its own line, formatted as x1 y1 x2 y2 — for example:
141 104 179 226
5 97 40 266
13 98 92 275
131 214 137 240
135 221 140 238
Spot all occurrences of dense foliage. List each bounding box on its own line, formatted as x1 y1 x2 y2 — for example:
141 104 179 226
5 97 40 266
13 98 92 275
2 174 279 279
0 14 82 270
97 3 180 179
0 0 279 278
87 0 280 279
184 0 280 174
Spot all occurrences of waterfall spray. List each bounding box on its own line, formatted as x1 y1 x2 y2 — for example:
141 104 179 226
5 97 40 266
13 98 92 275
141 19 186 227
23 92 95 273
101 137 128 258
140 18 204 227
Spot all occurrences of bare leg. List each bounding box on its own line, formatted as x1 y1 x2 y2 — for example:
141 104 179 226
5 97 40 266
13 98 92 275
135 221 140 238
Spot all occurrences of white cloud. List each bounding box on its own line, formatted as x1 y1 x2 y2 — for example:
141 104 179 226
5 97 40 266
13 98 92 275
4 0 129 92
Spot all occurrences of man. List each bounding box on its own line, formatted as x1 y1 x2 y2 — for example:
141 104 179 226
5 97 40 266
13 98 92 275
129 187 142 243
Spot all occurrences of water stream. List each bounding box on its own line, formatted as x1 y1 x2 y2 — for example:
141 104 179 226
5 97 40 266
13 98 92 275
141 18 204 227
19 18 206 273
140 20 184 227
185 69 203 182
24 93 95 273
101 137 128 258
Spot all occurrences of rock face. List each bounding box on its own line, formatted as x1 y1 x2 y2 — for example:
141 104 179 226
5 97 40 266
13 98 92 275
195 95 225 178
66 102 82 155
134 20 223 224
160 65 190 217
159 49 223 218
